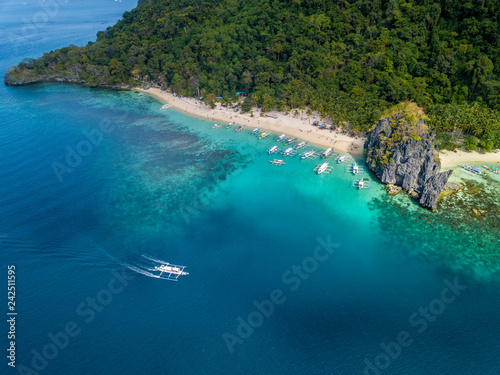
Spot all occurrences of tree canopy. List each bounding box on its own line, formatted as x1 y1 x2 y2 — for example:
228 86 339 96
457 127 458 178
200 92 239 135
5 0 500 145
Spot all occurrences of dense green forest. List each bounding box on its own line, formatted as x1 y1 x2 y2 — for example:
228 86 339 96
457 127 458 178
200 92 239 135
5 0 500 148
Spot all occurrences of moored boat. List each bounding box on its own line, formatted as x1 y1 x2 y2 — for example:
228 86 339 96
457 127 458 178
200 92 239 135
353 162 359 175
317 162 328 175
285 137 298 145
337 153 349 163
301 150 316 159
268 145 278 154
235 125 246 132
277 134 286 141
212 123 222 129
359 178 364 189
251 128 260 134
259 132 269 139
227 122 235 128
283 147 294 156
321 148 333 158
295 141 308 150
270 159 285 165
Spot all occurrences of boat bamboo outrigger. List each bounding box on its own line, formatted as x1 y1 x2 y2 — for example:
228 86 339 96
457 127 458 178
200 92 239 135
283 147 295 156
294 141 308 150
337 153 350 163
251 128 260 134
226 122 235 128
268 145 279 154
235 125 246 132
321 148 334 158
154 263 189 281
301 150 317 159
270 159 285 166
352 178 371 189
285 137 298 145
212 123 222 129
277 134 287 141
313 162 334 175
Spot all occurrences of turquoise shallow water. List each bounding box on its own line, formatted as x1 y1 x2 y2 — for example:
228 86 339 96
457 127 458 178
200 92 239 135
1 2 500 375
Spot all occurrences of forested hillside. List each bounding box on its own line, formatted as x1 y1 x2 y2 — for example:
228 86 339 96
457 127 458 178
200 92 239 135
5 0 500 147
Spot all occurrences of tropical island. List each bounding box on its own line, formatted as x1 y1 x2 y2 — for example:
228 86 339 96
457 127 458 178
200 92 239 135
4 0 500 208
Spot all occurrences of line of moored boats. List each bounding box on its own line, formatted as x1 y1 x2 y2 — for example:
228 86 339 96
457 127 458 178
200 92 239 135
211 122 369 189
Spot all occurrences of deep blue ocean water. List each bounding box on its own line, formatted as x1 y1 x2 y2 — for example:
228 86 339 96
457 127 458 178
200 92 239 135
1 2 499 374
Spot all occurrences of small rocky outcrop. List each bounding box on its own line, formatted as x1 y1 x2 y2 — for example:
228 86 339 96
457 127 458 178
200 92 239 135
365 116 453 210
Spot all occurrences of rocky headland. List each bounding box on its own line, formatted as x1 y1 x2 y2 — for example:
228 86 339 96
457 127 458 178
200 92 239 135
365 115 453 210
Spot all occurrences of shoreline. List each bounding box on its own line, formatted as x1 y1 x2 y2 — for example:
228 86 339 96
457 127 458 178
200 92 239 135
134 88 500 165
134 88 365 155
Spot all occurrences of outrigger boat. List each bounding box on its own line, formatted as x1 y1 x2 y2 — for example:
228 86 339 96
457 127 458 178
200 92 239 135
268 145 278 154
352 177 370 189
283 147 294 156
337 153 350 163
459 164 485 175
154 263 189 281
484 165 499 174
301 150 316 159
259 132 270 139
226 122 235 128
285 137 298 145
295 141 308 150
270 159 285 166
251 128 260 134
321 148 333 158
212 123 222 129
353 162 359 175
277 134 287 141
235 125 246 132
160 104 171 109
317 162 328 174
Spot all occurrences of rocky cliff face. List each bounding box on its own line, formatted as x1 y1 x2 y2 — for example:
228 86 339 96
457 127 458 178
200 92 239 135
365 116 452 210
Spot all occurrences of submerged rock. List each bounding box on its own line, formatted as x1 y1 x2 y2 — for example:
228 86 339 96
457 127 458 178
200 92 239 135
365 116 453 210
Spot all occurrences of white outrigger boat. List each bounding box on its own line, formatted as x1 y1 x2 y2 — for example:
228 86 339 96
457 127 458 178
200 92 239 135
212 123 222 129
259 132 270 139
283 147 294 156
285 137 298 145
353 162 359 175
352 177 371 189
160 104 171 109
314 162 334 174
301 150 316 159
277 134 287 141
295 141 308 150
270 159 285 166
251 128 260 134
226 122 235 128
235 125 246 132
337 153 350 163
321 148 333 158
268 145 278 154
154 263 189 281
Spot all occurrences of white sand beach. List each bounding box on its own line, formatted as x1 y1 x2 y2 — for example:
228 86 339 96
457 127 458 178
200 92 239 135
136 88 500 164
135 88 366 155
439 149 500 165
